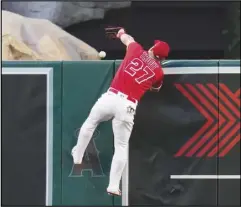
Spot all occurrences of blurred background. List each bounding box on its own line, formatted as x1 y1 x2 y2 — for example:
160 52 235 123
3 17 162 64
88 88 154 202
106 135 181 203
2 1 240 60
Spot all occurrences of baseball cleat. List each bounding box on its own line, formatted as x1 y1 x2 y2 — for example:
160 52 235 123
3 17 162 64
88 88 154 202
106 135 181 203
107 189 121 196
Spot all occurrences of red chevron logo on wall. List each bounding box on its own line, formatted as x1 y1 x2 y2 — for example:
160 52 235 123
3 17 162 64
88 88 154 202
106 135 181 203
174 83 240 157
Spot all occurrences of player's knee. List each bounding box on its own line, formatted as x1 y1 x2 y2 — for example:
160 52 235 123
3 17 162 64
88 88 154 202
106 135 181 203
80 119 97 137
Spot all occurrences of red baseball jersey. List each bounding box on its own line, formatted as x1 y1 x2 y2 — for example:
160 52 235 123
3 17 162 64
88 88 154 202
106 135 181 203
110 42 164 101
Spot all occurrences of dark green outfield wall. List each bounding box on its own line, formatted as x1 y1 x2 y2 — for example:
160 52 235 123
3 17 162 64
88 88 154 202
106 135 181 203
2 60 240 206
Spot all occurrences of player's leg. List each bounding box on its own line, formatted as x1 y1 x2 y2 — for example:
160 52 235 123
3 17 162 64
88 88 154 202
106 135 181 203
72 93 114 164
107 118 134 195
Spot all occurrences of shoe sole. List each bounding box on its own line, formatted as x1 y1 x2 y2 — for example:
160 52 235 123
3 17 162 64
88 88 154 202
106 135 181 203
107 191 121 196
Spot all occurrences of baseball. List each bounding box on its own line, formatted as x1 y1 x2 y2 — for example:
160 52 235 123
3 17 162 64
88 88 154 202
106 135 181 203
99 51 106 59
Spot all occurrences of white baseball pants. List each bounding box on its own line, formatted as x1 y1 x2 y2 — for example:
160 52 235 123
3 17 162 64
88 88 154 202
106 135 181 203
73 89 137 191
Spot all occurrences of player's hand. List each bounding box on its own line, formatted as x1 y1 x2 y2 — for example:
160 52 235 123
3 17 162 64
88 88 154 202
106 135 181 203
150 87 160 92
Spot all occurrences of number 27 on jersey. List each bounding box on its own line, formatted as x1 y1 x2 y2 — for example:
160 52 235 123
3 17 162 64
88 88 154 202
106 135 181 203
124 58 155 84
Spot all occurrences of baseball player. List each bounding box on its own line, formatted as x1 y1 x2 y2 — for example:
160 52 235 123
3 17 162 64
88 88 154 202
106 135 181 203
72 28 170 196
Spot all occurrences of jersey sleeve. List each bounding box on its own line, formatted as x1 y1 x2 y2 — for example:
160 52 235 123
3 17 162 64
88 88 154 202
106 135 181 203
127 42 143 53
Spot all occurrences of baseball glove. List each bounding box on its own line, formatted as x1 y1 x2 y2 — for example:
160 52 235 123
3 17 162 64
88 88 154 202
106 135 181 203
105 26 123 39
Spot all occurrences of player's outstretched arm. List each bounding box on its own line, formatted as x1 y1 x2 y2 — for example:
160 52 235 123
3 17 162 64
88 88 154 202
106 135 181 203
117 29 135 47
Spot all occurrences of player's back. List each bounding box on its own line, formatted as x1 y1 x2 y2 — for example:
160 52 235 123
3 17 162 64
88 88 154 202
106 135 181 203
110 42 163 101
